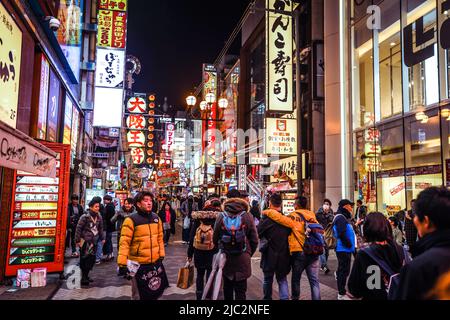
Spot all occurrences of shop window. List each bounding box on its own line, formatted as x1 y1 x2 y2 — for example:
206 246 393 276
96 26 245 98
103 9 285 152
405 109 443 205
376 121 406 215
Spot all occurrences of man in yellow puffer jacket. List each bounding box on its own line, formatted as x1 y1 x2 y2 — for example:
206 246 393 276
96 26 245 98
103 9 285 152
118 191 165 299
262 196 321 300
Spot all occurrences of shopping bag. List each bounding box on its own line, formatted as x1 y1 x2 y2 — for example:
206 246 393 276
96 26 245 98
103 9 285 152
202 251 226 300
183 216 191 230
135 261 169 300
176 262 194 289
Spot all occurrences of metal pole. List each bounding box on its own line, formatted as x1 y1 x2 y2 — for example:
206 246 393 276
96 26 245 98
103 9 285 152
295 9 303 197
204 112 209 199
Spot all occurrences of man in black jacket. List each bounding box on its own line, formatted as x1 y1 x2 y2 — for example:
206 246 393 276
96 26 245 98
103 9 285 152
258 193 291 300
66 194 84 257
395 187 450 300
102 195 116 261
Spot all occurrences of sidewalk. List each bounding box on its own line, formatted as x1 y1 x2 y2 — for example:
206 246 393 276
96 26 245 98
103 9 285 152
0 273 62 300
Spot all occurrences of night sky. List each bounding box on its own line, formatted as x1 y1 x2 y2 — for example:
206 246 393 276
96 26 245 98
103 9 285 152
127 0 251 112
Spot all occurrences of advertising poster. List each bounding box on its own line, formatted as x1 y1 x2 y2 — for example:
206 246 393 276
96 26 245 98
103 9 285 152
95 48 125 88
269 156 298 182
97 10 127 49
265 118 298 155
85 189 105 210
63 96 73 145
98 0 127 11
0 1 22 127
5 143 71 277
37 55 50 140
46 70 61 142
71 106 80 164
156 169 180 187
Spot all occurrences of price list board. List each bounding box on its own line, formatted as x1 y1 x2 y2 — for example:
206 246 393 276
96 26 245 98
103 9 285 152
5 143 71 276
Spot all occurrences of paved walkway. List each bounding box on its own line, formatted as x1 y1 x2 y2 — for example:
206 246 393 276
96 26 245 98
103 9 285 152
52 222 339 300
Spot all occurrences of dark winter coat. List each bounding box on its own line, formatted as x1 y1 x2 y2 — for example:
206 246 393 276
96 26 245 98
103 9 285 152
101 203 116 233
213 198 259 281
395 229 450 300
348 242 405 300
404 215 418 249
315 207 334 229
258 210 291 277
158 208 177 235
75 210 104 244
111 208 136 233
188 210 220 269
68 204 84 229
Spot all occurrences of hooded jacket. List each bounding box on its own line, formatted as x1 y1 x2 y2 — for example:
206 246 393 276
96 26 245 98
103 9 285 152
315 207 334 229
395 229 450 300
333 206 356 253
213 198 259 281
262 208 319 254
188 207 221 269
117 208 165 267
258 209 291 276
75 210 104 244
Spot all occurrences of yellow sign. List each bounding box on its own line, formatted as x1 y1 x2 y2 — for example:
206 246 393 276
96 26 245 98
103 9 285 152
98 0 127 11
0 2 22 127
17 202 58 211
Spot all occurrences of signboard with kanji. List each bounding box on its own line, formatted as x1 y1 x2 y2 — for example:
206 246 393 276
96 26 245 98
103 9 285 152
265 118 297 155
97 10 127 49
98 0 127 11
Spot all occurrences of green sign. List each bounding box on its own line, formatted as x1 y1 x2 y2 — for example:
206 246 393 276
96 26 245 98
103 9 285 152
9 255 54 266
10 237 55 247
10 246 55 256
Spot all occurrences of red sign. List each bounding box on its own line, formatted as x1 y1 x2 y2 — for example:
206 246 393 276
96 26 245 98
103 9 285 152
5 143 70 276
97 10 127 49
390 182 405 196
98 0 127 11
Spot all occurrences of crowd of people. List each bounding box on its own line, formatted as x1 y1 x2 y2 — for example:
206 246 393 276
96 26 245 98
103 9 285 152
65 186 450 300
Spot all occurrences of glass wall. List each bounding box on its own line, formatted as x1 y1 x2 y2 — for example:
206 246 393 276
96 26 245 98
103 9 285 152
350 0 449 215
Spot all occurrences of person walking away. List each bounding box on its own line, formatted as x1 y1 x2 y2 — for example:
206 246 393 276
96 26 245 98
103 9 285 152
389 216 404 246
158 201 176 246
354 200 367 236
394 187 450 300
316 198 334 274
263 196 323 300
187 198 221 300
75 198 105 286
213 197 259 300
404 199 418 253
102 195 116 261
250 200 262 227
118 192 168 300
111 198 135 249
333 199 357 300
258 193 291 300
348 212 408 300
181 194 198 244
67 194 84 258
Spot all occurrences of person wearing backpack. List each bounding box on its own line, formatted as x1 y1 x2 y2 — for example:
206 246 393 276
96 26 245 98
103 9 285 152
262 196 323 300
394 187 450 300
187 198 221 300
333 199 357 300
213 196 259 300
316 198 334 274
348 212 407 300
258 193 291 300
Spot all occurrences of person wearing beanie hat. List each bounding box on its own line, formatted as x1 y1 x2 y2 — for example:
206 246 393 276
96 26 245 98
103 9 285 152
212 197 259 300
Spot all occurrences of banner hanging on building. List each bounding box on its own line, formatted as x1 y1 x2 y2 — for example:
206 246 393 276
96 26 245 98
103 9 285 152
266 0 293 112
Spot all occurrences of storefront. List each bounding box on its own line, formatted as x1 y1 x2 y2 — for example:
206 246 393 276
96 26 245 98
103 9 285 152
350 0 450 215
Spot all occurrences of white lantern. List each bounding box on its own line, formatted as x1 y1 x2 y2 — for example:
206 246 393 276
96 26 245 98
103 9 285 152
127 130 146 148
218 98 228 109
200 101 208 111
205 93 216 104
186 96 197 107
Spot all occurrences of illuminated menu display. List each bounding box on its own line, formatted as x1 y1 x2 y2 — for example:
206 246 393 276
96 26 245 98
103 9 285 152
6 143 70 276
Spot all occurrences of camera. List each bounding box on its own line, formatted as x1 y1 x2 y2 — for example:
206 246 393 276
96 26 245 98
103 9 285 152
45 16 61 32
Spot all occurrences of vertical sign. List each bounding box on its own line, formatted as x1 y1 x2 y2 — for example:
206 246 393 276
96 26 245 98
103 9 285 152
238 165 247 191
63 96 73 145
37 55 50 140
5 143 71 276
266 0 293 112
46 70 61 142
0 1 22 127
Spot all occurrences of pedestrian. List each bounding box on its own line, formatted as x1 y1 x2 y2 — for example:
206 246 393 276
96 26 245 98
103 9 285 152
389 216 404 246
348 212 408 300
404 199 418 252
75 197 105 287
263 196 322 300
90 196 105 265
66 194 84 258
187 198 221 300
395 210 406 233
181 193 198 244
213 196 259 300
354 199 367 237
258 193 291 300
250 200 261 226
117 191 168 300
111 198 135 249
394 187 450 300
333 199 357 300
158 201 176 246
102 195 116 262
316 198 334 274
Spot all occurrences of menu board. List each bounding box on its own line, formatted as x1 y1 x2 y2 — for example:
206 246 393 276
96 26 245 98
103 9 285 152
5 143 71 276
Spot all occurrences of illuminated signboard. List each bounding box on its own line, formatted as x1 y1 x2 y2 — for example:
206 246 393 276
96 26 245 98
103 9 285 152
97 10 127 49
37 55 50 140
265 118 297 155
266 0 293 112
0 1 22 127
127 130 146 148
93 87 123 127
95 48 125 88
131 148 145 165
127 96 147 113
98 0 127 11
126 115 146 130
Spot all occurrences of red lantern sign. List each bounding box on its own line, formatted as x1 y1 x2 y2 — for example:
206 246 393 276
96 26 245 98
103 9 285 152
131 148 145 164
127 130 145 148
126 115 146 130
127 97 147 113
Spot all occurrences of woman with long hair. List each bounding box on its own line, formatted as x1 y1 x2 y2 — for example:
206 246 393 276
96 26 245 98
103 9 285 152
158 201 176 246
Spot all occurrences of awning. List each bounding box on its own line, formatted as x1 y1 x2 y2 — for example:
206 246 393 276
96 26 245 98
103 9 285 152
0 121 57 177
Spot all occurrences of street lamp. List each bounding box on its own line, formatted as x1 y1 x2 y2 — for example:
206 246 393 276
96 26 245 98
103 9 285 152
186 95 197 107
218 98 228 109
206 93 216 105
200 100 208 111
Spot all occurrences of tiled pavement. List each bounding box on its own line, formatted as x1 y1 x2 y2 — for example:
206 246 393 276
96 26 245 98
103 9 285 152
52 222 339 300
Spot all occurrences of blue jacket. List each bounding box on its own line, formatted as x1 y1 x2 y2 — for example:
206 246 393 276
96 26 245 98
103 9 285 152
333 208 356 253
